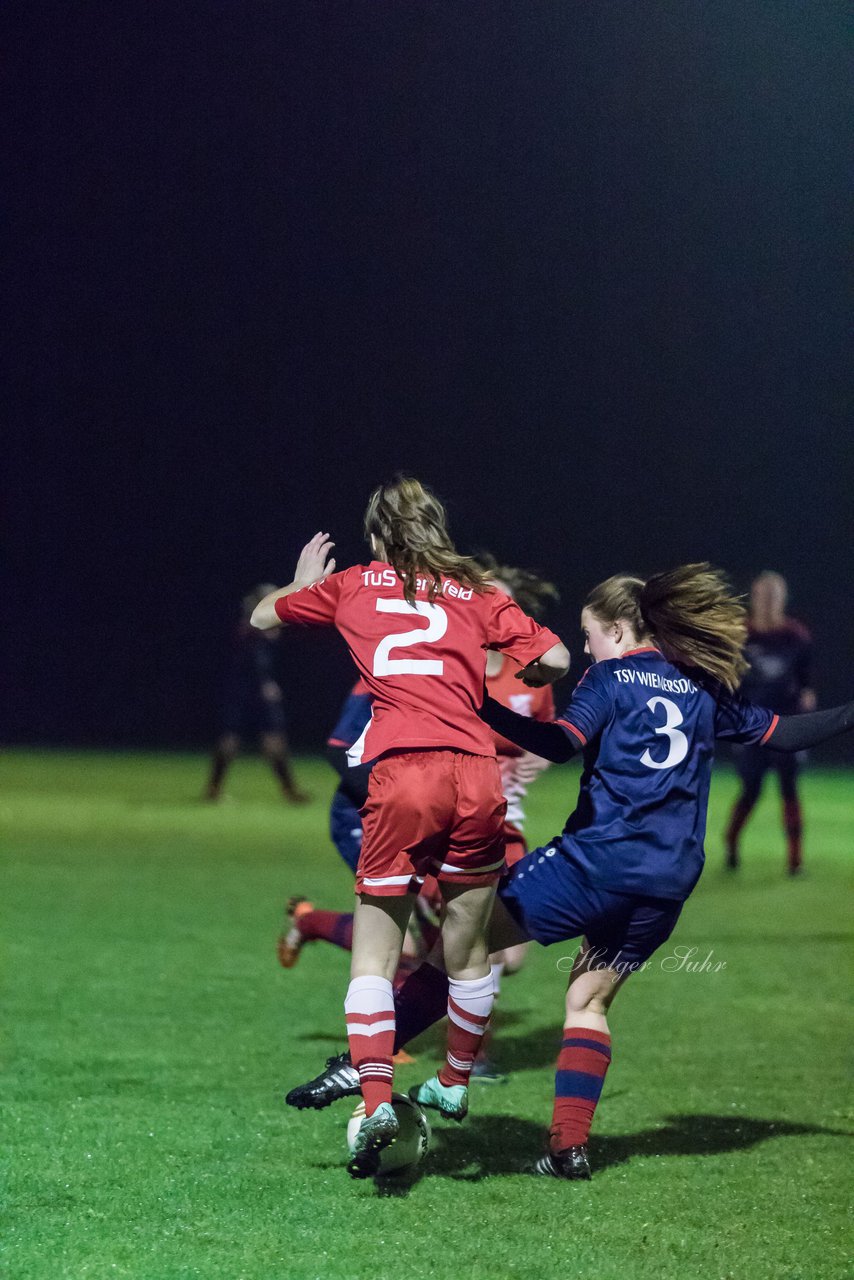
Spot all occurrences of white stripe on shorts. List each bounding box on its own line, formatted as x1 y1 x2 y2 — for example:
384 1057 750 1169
361 874 415 887
435 856 506 875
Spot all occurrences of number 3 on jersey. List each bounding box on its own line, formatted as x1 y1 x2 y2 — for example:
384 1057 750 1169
372 600 448 676
640 696 689 769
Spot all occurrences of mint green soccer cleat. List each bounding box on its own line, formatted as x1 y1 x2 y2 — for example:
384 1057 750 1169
408 1076 468 1123
346 1102 400 1179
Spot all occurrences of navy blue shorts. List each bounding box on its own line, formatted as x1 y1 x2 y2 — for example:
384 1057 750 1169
329 788 364 874
498 844 683 972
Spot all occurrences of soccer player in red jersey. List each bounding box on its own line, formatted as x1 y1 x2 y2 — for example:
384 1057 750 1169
277 561 560 1080
251 479 568 1175
724 571 815 874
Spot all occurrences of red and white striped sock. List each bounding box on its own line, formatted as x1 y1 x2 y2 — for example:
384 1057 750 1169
439 973 494 1088
344 975 396 1116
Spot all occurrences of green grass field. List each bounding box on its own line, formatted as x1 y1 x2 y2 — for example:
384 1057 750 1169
2 751 852 1280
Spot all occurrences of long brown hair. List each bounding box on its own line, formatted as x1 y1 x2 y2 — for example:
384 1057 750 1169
475 553 559 619
364 476 492 603
585 563 748 691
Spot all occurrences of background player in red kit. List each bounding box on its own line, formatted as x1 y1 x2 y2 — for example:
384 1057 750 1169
251 478 568 1176
724 571 815 873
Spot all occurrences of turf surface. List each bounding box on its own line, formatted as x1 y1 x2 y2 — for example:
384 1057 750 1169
3 750 852 1279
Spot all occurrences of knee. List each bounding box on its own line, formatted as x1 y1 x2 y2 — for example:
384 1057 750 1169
566 969 621 1018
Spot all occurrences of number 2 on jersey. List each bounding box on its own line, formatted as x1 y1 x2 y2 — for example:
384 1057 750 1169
372 600 448 676
640 696 689 769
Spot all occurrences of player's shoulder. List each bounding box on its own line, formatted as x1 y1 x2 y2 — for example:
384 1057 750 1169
338 564 370 585
477 584 504 610
324 564 373 600
572 660 614 692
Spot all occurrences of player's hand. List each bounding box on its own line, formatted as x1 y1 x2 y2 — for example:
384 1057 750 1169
293 532 336 589
515 661 549 688
261 680 282 703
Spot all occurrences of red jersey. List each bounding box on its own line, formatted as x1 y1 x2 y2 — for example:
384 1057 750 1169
486 658 555 759
275 561 561 764
486 656 555 830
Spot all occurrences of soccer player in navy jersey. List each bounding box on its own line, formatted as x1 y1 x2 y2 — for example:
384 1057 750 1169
204 585 309 803
724 572 815 874
284 564 854 1181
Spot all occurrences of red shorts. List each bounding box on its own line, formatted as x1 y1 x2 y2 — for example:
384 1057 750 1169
356 750 507 897
503 821 528 868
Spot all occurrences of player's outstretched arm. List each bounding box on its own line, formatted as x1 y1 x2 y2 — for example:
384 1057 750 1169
480 696 577 763
764 701 854 752
250 533 336 630
514 642 570 687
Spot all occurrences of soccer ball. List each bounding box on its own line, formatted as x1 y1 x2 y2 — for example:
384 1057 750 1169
346 1093 431 1175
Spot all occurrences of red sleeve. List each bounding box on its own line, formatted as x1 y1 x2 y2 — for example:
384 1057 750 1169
485 590 562 668
274 571 346 627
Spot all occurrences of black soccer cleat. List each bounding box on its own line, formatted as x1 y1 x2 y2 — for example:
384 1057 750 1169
285 1052 360 1110
532 1146 592 1180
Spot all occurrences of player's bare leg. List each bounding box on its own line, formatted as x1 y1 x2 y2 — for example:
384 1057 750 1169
534 943 629 1181
261 732 310 804
285 894 534 1112
204 733 239 801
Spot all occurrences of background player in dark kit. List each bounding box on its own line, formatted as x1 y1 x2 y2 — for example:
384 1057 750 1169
724 572 815 873
204 585 309 803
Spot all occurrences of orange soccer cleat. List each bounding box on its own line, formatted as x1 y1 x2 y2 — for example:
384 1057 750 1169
277 897 315 968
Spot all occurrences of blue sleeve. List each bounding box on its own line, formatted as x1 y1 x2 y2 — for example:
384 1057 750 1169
328 693 372 749
714 689 776 744
556 664 614 747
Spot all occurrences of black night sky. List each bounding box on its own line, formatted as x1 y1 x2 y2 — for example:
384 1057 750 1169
6 3 852 755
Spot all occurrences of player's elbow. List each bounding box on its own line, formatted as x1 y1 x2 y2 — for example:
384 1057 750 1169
250 602 278 630
538 642 571 680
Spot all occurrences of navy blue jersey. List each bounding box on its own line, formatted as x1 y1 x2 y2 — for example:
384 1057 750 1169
555 647 775 901
741 621 812 715
327 680 372 751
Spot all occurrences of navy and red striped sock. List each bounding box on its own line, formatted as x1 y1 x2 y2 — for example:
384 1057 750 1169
550 1025 611 1152
783 797 803 871
298 909 354 950
726 795 755 850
